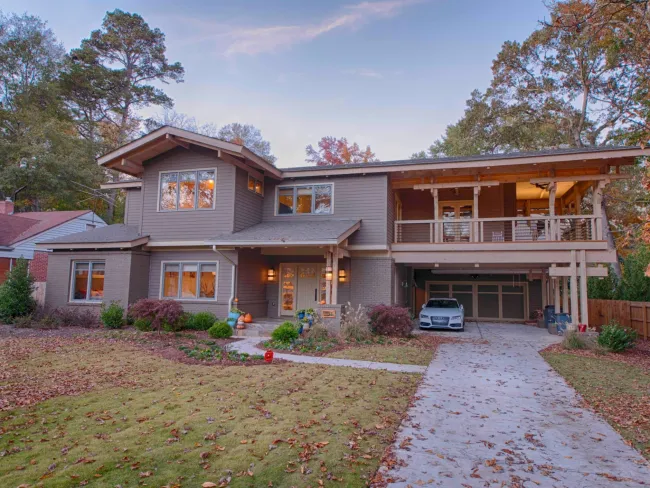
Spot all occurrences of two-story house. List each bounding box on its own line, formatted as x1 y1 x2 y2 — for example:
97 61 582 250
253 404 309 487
38 126 649 327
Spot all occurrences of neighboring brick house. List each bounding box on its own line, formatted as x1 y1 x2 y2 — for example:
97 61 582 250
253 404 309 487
0 199 106 302
37 126 650 327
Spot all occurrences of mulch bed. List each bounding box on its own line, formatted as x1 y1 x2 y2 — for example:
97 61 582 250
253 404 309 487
542 338 650 371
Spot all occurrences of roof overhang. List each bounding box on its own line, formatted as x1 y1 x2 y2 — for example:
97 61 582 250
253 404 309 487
97 126 282 180
100 180 143 190
36 236 150 250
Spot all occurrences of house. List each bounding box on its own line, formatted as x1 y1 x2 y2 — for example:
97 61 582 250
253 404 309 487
37 126 650 327
0 200 106 301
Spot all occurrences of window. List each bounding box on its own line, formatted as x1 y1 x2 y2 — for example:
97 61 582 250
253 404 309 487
162 262 217 300
276 184 333 215
248 175 264 195
159 170 215 211
85 224 96 231
71 261 105 302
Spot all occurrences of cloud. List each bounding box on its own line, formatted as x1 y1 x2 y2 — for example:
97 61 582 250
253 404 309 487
221 0 423 56
343 68 384 78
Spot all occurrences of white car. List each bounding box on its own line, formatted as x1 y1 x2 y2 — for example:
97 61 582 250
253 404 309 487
419 298 465 331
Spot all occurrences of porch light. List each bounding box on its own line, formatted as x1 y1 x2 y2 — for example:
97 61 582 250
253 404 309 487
267 267 276 282
325 266 333 281
338 269 347 283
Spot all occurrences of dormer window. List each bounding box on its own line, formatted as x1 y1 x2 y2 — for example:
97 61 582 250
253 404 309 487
276 184 333 215
159 169 216 211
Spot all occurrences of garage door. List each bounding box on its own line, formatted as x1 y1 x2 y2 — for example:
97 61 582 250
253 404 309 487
427 281 527 321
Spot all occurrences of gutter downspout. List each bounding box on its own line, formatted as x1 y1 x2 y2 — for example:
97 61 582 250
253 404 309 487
213 245 236 311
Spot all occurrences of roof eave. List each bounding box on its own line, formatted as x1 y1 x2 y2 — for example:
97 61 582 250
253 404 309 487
36 236 149 250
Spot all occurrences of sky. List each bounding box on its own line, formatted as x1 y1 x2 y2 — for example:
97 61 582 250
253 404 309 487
3 0 549 168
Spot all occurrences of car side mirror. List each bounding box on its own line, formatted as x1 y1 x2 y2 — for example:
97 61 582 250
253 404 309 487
459 304 464 311
421 304 426 309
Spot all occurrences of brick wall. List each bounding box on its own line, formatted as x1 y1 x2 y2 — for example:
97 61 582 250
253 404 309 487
350 257 394 307
30 251 49 282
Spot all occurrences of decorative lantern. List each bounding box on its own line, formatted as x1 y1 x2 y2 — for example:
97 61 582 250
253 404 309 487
338 269 347 283
325 266 333 281
264 349 274 363
267 267 276 282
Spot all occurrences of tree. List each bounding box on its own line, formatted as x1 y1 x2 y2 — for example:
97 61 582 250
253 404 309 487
305 136 378 165
217 123 276 164
0 258 35 322
143 108 218 137
67 9 184 221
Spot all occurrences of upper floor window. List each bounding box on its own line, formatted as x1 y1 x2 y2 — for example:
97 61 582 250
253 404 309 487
159 169 215 211
248 175 264 195
277 184 333 215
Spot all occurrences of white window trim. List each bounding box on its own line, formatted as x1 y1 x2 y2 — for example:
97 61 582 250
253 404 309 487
69 261 105 304
159 260 219 302
157 168 217 212
247 174 264 196
274 182 334 216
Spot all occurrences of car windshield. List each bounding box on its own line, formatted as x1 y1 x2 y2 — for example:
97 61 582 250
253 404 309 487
425 299 459 309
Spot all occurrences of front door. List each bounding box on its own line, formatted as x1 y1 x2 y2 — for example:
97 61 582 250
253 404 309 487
279 263 325 316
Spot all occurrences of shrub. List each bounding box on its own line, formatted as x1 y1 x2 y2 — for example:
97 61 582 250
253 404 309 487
0 258 36 323
340 303 372 341
128 299 185 333
562 330 587 350
187 311 217 330
271 322 299 343
305 323 331 341
368 304 413 337
100 301 124 329
134 317 152 331
597 321 637 352
51 307 100 328
208 321 233 338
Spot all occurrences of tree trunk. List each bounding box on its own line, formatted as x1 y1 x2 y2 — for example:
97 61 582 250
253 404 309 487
601 198 622 278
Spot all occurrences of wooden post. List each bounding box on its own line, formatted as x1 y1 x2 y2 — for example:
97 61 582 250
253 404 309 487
432 189 439 243
325 250 332 304
331 248 339 305
643 303 648 340
593 181 606 240
548 182 557 240
541 272 548 308
554 277 561 313
570 250 579 325
473 186 480 243
579 250 589 325
562 276 569 313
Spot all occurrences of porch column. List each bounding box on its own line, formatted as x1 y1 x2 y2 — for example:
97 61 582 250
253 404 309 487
554 276 561 313
432 189 439 243
331 248 339 305
562 276 569 313
541 272 548 308
570 250 579 325
473 186 480 242
593 180 606 240
325 250 332 304
548 182 557 240
579 249 589 325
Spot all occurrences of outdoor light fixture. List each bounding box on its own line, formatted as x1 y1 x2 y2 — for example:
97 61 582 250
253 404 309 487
325 266 333 281
267 268 276 282
338 269 347 283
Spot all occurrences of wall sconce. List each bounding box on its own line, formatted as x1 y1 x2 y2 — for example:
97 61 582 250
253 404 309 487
267 267 276 282
338 269 347 283
325 266 333 281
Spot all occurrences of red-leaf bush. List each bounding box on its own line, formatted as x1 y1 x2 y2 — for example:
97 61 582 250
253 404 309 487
128 299 185 332
368 304 413 337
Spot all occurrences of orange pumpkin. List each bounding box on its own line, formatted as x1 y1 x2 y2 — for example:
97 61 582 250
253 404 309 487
320 300 326 305
244 313 253 323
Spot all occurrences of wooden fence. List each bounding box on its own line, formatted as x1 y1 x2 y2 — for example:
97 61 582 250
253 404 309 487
588 299 649 340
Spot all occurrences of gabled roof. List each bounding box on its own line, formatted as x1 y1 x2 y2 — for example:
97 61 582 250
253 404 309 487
207 219 361 247
37 224 149 249
0 210 92 247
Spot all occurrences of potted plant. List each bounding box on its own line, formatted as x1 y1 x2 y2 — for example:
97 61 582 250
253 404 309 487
295 309 307 321
227 307 243 327
533 309 545 328
304 308 316 327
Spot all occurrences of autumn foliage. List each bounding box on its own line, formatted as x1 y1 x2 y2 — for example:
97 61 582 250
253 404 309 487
305 136 378 166
128 299 184 332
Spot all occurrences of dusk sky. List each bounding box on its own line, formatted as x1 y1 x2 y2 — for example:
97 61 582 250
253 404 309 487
3 0 549 167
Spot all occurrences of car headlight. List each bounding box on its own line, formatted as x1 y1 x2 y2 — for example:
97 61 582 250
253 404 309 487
451 315 462 320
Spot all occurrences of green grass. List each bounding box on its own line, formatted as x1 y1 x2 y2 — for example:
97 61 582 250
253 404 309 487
327 344 434 365
0 338 421 487
543 352 650 459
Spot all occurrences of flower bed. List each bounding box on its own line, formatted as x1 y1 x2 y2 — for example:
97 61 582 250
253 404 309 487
179 341 265 364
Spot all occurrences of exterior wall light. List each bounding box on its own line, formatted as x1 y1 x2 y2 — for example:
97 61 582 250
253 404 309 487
267 268 276 282
325 266 333 281
338 269 347 283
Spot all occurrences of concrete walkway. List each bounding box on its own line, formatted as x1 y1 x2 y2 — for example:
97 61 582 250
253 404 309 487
230 337 427 373
379 322 650 487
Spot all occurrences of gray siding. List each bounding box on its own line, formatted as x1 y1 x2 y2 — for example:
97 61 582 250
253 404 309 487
147 249 237 317
125 188 143 229
141 147 236 241
45 250 149 313
233 168 264 232
128 251 151 303
236 248 268 317
262 175 389 247
350 257 394 306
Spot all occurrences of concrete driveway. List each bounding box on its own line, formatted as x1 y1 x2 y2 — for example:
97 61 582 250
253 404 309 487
379 322 649 487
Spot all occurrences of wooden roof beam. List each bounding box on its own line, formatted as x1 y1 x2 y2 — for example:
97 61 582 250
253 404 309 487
413 180 500 190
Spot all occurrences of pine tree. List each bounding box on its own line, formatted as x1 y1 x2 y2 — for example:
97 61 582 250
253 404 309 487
0 258 36 322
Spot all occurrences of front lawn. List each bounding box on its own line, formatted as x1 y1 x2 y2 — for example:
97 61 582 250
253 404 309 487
326 344 433 366
543 348 650 460
0 334 420 487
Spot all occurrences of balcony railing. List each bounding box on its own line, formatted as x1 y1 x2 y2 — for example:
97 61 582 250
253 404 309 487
394 215 601 244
